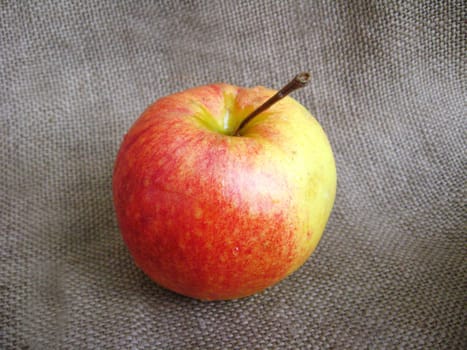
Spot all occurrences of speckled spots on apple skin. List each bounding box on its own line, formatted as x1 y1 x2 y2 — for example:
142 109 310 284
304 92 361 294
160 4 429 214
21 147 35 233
194 206 203 219
127 180 297 300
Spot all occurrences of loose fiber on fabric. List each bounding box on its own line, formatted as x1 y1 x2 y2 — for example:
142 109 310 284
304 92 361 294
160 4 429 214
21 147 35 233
1 1 465 349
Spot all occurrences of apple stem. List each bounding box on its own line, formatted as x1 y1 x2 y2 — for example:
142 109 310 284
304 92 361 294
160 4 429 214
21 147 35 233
233 72 311 136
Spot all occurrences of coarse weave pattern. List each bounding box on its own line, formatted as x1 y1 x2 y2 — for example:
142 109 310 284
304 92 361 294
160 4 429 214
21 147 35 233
1 1 465 349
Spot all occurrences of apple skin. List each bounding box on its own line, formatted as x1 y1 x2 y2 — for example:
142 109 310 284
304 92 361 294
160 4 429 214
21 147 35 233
113 83 336 300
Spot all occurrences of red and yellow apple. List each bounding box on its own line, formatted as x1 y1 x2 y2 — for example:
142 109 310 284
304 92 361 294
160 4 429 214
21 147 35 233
113 80 336 300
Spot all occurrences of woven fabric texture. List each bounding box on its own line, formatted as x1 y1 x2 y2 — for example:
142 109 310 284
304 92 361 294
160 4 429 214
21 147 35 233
1 1 465 349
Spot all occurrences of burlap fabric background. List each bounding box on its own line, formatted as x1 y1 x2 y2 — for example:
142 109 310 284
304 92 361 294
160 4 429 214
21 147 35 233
1 1 465 349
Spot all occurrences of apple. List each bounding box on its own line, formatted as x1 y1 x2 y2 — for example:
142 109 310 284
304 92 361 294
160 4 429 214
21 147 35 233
113 73 336 300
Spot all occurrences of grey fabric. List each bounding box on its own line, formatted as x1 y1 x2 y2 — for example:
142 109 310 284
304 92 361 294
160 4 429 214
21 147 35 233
1 1 465 349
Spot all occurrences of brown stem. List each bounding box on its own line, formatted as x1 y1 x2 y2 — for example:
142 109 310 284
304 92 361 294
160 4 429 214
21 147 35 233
233 72 311 136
